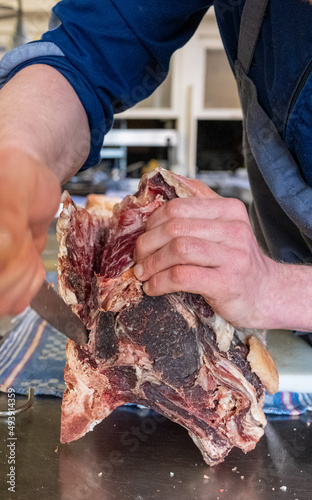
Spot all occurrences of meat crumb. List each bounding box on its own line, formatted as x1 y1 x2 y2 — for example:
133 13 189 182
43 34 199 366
280 486 287 492
98 472 102 477
203 475 210 479
307 422 311 427
218 489 224 493
240 476 244 480
232 467 237 472
170 472 174 477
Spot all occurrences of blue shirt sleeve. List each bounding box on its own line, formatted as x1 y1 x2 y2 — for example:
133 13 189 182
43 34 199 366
0 0 211 169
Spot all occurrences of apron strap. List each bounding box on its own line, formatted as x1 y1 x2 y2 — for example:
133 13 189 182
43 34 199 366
237 0 270 74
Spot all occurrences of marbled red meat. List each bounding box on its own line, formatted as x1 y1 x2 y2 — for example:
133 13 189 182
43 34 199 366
57 168 278 465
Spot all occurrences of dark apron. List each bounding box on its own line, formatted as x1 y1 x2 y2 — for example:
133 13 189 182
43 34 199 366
235 0 312 343
235 0 312 265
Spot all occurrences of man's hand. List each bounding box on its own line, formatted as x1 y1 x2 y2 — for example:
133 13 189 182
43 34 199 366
0 148 61 316
134 177 280 328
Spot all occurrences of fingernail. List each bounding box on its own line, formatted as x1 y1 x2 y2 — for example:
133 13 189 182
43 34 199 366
143 281 149 294
134 264 143 279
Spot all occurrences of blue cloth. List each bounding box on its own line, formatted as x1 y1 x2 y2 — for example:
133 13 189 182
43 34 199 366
264 392 312 416
0 272 66 397
0 308 66 397
1 0 312 179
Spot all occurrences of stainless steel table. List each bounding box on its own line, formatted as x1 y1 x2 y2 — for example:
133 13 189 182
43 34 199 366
0 394 311 500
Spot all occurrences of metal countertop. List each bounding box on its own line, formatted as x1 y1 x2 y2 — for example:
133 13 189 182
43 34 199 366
0 395 312 500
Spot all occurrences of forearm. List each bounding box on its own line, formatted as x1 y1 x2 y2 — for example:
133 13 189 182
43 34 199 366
262 260 312 332
0 65 90 183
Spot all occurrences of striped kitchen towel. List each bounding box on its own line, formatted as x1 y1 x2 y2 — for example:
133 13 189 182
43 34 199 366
263 392 312 416
0 307 66 397
0 304 312 415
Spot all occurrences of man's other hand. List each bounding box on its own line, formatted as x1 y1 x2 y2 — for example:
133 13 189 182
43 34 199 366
0 147 61 316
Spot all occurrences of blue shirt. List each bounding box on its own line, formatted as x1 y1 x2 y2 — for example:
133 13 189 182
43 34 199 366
0 0 312 181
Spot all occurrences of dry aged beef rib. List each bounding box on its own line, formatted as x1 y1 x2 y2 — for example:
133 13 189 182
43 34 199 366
57 168 278 466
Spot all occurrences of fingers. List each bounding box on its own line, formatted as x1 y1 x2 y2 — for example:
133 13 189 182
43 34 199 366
0 149 60 317
146 196 249 231
0 214 26 271
136 217 251 263
136 218 223 261
142 264 222 300
0 148 61 238
0 229 45 316
2 258 45 316
134 238 224 281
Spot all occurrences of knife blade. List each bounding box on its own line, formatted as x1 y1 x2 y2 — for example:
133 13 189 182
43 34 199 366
30 280 89 345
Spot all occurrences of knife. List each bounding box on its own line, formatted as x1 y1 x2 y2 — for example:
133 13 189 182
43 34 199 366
30 280 89 345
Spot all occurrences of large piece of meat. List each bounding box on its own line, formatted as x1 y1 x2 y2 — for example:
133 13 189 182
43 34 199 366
57 168 278 466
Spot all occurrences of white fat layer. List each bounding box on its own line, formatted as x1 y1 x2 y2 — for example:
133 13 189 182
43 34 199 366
133 365 161 394
213 314 234 352
235 327 267 345
59 283 78 306
87 419 103 433
166 296 196 329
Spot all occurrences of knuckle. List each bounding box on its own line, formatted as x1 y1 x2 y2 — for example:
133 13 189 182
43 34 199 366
148 253 159 275
149 272 160 289
169 265 187 285
239 222 251 240
231 221 243 238
231 198 247 218
171 237 191 259
165 199 181 219
229 220 250 240
165 219 184 239
135 234 145 257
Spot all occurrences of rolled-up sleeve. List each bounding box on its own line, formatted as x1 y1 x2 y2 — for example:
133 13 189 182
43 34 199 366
0 0 211 169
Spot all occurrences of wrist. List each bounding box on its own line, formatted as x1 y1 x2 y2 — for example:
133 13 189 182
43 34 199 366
0 146 61 214
0 142 44 166
258 259 312 332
